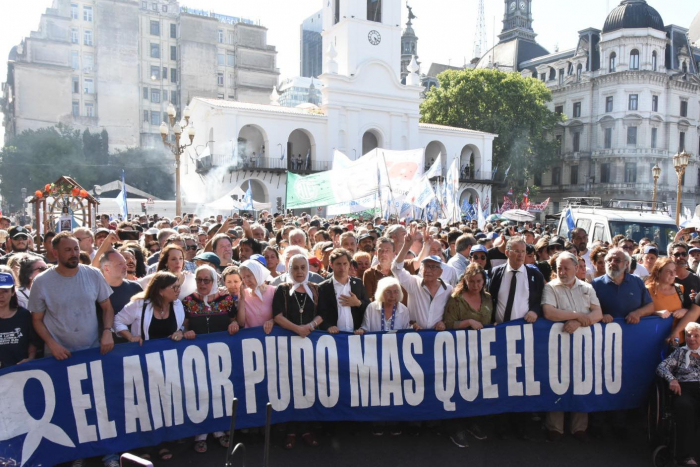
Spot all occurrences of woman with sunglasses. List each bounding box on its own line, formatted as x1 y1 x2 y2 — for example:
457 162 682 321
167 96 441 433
182 265 237 453
16 254 49 309
114 271 191 461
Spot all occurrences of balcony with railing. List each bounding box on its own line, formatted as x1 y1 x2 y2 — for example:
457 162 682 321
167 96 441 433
194 154 329 175
423 165 502 185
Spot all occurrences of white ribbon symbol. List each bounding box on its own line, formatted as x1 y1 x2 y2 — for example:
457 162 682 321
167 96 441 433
0 370 75 466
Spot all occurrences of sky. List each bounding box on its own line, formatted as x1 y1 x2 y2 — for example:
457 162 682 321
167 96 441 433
1 0 699 142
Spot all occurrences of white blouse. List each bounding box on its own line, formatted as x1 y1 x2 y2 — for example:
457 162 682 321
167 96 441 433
360 301 411 332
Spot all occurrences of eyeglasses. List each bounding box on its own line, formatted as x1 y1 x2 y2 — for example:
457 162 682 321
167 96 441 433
32 266 49 273
423 264 442 270
185 245 198 251
195 278 213 284
673 252 689 258
169 284 181 291
471 255 487 260
622 246 635 251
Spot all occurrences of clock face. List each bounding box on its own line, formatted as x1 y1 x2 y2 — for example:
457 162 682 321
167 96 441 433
368 30 381 46
509 2 516 12
519 1 526 10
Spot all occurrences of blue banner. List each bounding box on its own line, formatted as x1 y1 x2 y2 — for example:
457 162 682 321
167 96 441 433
0 318 671 466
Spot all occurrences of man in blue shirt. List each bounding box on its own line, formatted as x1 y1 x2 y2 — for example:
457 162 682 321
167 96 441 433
592 247 654 323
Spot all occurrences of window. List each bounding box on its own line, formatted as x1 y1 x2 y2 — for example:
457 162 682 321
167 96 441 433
218 30 224 43
143 87 148 99
227 52 235 67
534 173 542 186
540 73 546 82
573 102 581 118
84 29 93 46
217 72 224 86
162 67 167 80
162 5 167 12
71 28 79 44
558 68 564 85
624 163 637 183
143 110 149 122
604 128 612 149
592 224 605 242
549 69 556 81
170 23 177 39
83 78 94 94
652 51 657 71
629 50 639 70
83 6 92 22
150 65 160 80
85 102 94 117
573 132 580 152
609 52 617 72
150 43 160 58
601 163 611 183
552 167 561 185
627 126 637 146
606 96 613 112
652 95 658 112
170 45 177 61
367 0 382 22
628 94 638 111
681 100 688 117
227 31 234 44
555 135 562 155
141 1 147 9
576 64 582 81
334 0 340 24
682 61 688 73
83 54 93 71
72 76 79 93
71 51 79 69
555 105 563 115
71 3 78 19
72 101 79 117
680 132 686 152
651 128 658 149
151 89 160 103
170 90 177 105
150 111 160 125
217 53 224 66
170 68 177 83
151 2 157 11
570 165 579 185
150 20 159 36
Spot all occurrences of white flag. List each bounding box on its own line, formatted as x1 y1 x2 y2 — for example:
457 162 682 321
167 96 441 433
424 153 443 179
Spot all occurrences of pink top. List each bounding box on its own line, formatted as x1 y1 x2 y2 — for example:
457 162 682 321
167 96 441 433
242 285 276 328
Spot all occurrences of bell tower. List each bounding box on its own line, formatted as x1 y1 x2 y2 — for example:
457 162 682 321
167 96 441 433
322 0 402 78
499 0 536 43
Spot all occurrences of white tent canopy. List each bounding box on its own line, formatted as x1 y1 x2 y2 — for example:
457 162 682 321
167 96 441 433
205 186 271 211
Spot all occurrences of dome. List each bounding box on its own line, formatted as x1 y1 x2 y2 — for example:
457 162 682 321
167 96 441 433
602 0 664 34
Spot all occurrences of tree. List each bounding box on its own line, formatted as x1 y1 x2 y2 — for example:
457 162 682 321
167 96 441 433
420 68 563 194
0 125 173 212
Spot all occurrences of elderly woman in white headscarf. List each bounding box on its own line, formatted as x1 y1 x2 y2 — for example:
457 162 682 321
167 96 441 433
272 254 323 338
236 259 275 334
657 321 700 466
355 276 411 335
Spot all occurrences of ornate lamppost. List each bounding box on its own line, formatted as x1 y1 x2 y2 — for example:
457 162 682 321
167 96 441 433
651 163 661 213
160 104 195 217
673 150 691 226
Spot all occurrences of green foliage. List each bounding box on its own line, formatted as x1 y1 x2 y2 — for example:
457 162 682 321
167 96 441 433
0 125 173 211
420 68 562 193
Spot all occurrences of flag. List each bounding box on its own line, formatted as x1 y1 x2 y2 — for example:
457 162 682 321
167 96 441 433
504 164 512 178
445 158 460 223
425 155 443 179
280 146 285 160
243 183 254 210
115 170 128 219
483 194 490 215
406 175 436 209
529 198 550 213
477 197 486 229
491 165 498 180
507 187 513 196
305 149 311 170
522 187 530 210
564 207 576 236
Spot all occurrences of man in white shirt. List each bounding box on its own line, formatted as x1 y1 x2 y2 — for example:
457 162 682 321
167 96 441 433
392 227 452 330
571 228 593 273
318 248 370 333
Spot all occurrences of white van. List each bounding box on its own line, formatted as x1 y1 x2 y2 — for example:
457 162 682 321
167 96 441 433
556 198 677 255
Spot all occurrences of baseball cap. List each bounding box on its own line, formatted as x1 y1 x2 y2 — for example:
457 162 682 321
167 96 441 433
686 247 699 255
0 272 15 288
421 255 443 264
346 223 354 231
470 245 488 255
193 252 221 268
308 257 321 268
250 254 267 267
548 236 566 249
146 227 159 235
358 233 373 242
10 227 29 239
94 228 110 237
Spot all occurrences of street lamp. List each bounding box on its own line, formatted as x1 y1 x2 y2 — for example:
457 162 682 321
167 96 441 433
651 163 661 213
160 103 195 216
673 149 691 225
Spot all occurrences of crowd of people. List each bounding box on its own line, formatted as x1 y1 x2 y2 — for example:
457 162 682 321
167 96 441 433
1 211 699 465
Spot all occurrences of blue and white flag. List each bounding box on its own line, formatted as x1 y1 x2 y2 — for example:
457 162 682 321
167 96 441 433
564 207 576 235
115 170 128 219
424 154 443 179
477 197 486 229
445 158 460 223
243 183 254 210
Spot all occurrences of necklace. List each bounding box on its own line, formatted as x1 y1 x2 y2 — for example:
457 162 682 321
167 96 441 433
293 291 308 316
381 304 397 331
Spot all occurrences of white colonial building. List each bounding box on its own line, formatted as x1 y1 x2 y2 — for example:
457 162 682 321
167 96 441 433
182 0 496 214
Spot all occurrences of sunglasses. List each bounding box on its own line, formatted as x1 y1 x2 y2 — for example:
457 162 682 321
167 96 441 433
185 245 198 251
673 252 689 258
548 245 564 251
195 278 213 284
471 254 487 260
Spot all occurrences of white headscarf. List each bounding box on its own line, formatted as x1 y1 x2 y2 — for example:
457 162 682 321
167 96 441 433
287 254 314 297
683 346 700 368
240 259 271 301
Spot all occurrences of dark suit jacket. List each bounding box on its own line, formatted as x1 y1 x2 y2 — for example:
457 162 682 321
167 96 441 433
488 263 545 322
318 276 370 331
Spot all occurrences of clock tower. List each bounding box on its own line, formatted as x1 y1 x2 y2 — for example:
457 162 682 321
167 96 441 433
499 0 536 43
322 0 402 78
